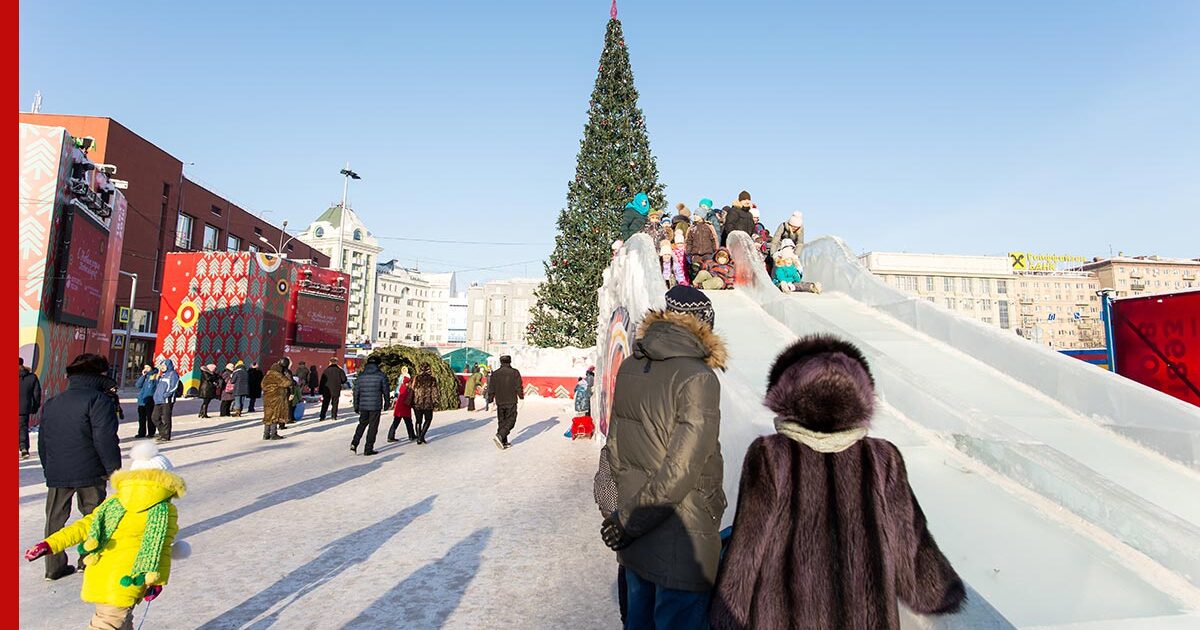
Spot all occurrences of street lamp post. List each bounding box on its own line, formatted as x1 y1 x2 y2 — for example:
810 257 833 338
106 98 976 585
337 164 361 271
259 222 298 256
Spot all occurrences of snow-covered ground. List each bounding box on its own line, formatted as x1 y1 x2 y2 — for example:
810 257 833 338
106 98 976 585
19 396 620 629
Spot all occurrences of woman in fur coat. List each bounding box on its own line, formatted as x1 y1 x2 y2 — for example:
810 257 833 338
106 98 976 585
710 334 965 629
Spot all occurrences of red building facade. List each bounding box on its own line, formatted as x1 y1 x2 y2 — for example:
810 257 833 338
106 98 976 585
16 113 329 384
156 252 349 395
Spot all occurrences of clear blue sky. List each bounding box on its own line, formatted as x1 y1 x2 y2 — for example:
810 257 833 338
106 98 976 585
20 1 1199 286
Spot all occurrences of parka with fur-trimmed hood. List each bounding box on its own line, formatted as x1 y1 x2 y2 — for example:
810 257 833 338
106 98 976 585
605 309 729 592
710 334 965 629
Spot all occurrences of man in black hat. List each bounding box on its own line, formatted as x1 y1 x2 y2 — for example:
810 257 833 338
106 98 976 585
486 355 524 449
600 285 727 628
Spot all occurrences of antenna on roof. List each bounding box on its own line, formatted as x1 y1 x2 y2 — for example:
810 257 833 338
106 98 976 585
30 91 42 113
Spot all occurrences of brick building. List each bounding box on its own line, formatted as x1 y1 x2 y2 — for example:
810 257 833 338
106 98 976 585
16 114 328 384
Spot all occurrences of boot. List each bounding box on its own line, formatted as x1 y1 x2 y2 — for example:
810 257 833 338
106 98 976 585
269 424 283 440
263 425 271 440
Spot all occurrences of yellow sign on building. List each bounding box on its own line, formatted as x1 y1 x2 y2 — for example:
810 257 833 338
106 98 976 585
1009 252 1086 272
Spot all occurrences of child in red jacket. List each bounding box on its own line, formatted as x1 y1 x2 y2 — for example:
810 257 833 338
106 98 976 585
387 372 414 443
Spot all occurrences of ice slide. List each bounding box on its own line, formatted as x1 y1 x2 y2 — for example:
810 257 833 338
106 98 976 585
593 233 1200 629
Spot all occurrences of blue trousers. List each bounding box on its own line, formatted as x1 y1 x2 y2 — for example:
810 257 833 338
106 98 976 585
624 568 710 630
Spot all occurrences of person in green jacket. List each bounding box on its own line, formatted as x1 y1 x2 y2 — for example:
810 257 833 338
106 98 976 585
618 192 651 243
463 367 483 412
601 285 727 630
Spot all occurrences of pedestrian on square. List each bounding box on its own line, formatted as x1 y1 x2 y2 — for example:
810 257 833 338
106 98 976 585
231 361 249 416
133 365 158 439
602 286 727 629
219 363 235 417
247 362 263 413
197 364 219 418
710 335 964 629
388 371 415 443
486 355 524 450
410 364 440 445
463 366 483 412
36 353 122 581
306 365 319 397
295 361 310 395
260 359 292 441
319 358 348 420
19 356 42 460
151 358 179 442
25 441 185 630
350 356 391 456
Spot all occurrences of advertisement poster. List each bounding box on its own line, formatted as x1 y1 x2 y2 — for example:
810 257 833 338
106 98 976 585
294 292 346 348
55 209 109 328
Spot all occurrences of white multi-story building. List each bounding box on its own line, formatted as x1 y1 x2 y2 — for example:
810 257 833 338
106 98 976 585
466 278 542 355
859 251 1106 350
296 204 383 347
422 272 456 346
448 295 468 346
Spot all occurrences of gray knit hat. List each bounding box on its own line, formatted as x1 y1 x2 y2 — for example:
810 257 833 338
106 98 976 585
665 285 715 327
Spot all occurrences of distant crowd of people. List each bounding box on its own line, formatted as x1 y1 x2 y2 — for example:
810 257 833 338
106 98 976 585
616 190 820 294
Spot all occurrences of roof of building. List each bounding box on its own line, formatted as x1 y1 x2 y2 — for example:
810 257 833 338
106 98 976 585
314 204 346 227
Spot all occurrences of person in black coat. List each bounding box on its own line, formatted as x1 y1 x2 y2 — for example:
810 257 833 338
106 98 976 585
198 363 220 418
231 362 250 416
247 362 264 412
350 357 391 455
319 358 348 420
485 355 524 449
19 357 42 459
307 365 318 396
37 353 121 581
720 191 756 247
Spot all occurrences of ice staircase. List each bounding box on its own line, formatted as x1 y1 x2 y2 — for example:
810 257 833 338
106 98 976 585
593 233 1200 629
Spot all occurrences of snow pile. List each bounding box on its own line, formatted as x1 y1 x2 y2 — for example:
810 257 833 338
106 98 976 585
492 345 593 376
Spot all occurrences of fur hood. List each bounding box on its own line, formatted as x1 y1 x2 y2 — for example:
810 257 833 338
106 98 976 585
636 310 728 370
764 334 875 432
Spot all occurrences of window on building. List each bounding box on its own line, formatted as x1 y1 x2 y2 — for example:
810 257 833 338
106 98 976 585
999 301 1010 329
315 227 325 238
175 213 194 249
248 244 259 253
961 278 973 294
945 298 956 310
980 279 991 295
254 226 263 236
286 242 294 252
944 277 954 292
897 276 918 292
926 276 935 292
210 205 222 216
353 229 363 241
982 299 992 311
997 279 1008 295
226 235 242 252
202 225 220 251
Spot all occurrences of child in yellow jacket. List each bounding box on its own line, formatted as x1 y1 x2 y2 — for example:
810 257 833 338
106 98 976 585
25 442 186 630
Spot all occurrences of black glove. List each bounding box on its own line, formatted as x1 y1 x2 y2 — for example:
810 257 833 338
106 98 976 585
601 513 634 551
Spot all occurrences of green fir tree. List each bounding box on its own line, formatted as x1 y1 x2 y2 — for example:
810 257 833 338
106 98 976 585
528 12 665 348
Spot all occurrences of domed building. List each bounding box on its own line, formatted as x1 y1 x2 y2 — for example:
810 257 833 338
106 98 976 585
296 203 383 349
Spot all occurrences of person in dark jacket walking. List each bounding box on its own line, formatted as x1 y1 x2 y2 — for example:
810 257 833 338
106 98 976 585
485 355 524 450
37 353 121 581
151 358 180 442
710 335 965 629
601 285 727 630
219 364 235 416
197 364 219 418
133 365 158 439
618 192 651 243
350 356 391 455
409 364 440 444
306 364 318 397
319 358 348 420
19 357 42 460
231 361 249 416
247 362 264 413
720 191 756 247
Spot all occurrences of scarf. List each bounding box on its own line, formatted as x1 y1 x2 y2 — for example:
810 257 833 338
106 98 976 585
774 418 867 453
78 497 172 587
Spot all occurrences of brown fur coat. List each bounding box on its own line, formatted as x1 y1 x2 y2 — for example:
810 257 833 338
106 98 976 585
711 335 964 629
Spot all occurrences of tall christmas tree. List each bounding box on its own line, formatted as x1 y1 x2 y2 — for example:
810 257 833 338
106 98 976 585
528 1 666 348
